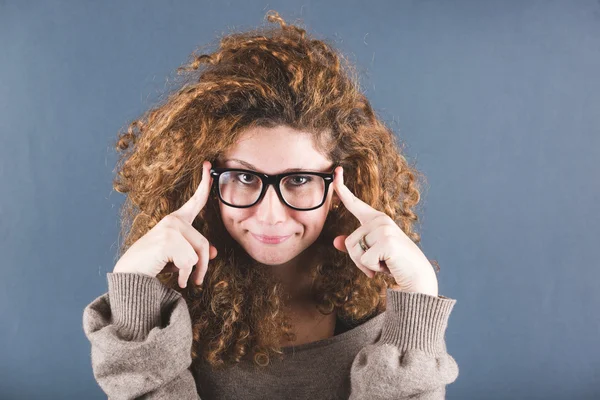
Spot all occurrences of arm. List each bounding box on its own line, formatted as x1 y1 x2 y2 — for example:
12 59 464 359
82 272 200 399
348 289 458 400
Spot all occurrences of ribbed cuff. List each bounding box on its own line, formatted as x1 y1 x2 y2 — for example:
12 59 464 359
107 272 182 341
379 289 457 356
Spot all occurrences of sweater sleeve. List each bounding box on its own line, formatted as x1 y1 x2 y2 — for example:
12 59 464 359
348 289 459 400
82 272 200 399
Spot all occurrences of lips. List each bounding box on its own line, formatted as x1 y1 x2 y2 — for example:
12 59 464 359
254 234 290 239
251 233 292 244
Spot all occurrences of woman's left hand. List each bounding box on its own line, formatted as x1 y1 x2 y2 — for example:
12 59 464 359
331 166 439 296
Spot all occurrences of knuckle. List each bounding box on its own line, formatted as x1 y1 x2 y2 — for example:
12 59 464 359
375 213 388 222
179 262 191 273
382 225 395 236
200 235 209 248
161 214 179 229
384 233 396 243
162 227 178 243
344 236 352 247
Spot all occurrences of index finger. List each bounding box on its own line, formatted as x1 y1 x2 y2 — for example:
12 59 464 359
332 166 380 225
171 161 214 224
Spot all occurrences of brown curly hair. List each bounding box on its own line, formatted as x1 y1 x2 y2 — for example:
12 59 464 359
111 10 440 371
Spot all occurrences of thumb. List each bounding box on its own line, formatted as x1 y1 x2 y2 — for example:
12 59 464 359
333 235 349 253
209 245 218 259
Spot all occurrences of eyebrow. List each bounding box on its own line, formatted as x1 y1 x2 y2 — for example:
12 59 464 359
223 159 332 174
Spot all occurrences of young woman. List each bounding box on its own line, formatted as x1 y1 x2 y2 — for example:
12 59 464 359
83 10 458 399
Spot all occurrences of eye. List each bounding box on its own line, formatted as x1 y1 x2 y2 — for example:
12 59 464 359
236 173 258 184
288 175 312 186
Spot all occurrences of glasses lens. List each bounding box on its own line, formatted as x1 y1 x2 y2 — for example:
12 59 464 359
218 171 325 209
280 174 325 209
218 171 262 206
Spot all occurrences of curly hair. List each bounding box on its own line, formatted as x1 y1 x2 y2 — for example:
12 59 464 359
111 10 440 371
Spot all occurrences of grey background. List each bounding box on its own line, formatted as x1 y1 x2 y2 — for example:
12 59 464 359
1 1 599 399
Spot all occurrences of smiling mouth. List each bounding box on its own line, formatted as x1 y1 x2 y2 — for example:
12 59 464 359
251 233 292 244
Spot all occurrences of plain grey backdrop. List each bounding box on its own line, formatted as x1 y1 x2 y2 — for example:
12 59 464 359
1 1 599 399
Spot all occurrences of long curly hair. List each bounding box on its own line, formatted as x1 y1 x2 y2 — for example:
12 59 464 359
111 10 440 370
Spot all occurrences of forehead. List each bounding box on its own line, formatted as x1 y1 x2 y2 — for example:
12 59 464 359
217 126 332 174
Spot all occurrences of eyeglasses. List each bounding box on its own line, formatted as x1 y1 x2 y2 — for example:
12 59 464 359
209 167 336 211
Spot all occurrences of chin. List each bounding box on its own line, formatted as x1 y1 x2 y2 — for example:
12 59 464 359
247 242 294 265
253 254 293 266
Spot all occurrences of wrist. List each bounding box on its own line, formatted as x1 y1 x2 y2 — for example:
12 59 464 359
393 271 439 297
113 264 133 274
400 285 438 297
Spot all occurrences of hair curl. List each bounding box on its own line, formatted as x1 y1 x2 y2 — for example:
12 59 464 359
111 10 440 371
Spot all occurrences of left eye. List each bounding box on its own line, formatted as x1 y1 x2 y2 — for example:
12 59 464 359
289 176 311 185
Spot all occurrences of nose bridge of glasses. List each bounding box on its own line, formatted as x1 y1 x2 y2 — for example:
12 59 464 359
260 176 286 206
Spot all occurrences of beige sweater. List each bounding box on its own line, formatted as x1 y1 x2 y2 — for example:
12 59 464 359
82 272 458 399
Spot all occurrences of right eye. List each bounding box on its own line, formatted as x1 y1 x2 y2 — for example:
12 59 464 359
236 173 257 184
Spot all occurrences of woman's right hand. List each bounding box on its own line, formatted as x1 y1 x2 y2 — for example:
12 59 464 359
113 160 218 289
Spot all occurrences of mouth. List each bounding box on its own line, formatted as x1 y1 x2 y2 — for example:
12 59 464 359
251 233 292 244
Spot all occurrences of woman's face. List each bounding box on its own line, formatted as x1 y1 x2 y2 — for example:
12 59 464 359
214 125 338 269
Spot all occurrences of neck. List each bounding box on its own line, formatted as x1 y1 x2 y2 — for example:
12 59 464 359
269 248 317 305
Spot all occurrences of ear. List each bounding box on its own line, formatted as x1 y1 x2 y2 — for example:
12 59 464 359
333 196 340 206
330 193 341 209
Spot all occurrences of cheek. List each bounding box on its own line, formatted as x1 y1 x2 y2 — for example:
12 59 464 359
217 204 329 236
297 209 329 231
218 204 245 229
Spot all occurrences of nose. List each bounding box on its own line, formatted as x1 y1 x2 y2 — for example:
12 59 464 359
254 184 288 223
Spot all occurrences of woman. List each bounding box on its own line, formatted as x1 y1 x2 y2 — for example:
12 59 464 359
83 10 458 399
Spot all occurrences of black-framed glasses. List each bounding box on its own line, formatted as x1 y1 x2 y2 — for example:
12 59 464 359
209 167 336 211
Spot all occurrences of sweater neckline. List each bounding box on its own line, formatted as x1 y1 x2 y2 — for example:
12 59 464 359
279 310 386 354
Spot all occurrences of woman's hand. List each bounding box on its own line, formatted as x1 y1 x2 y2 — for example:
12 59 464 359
331 167 438 296
113 161 218 289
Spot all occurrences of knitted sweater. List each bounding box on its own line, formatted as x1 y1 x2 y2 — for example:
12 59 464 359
82 272 459 399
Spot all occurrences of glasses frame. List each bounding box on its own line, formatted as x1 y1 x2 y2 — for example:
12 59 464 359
209 166 336 211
